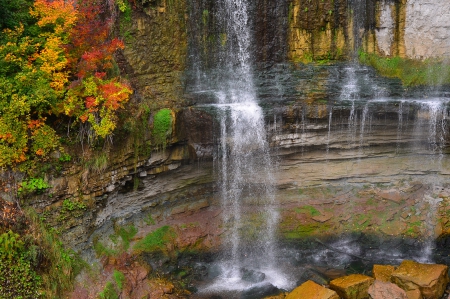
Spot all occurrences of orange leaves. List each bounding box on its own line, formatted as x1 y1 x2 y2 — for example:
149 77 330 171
100 81 132 110
27 119 44 129
31 0 77 38
85 96 98 111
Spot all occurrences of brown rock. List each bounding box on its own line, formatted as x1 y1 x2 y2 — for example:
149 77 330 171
330 274 374 299
285 280 339 299
312 211 333 223
378 189 404 203
368 280 408 299
372 265 396 282
390 260 449 299
405 289 421 299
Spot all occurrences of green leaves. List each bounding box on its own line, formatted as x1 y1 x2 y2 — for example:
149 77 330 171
18 177 50 195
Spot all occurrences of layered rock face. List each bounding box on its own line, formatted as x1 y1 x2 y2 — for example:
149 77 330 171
288 0 450 61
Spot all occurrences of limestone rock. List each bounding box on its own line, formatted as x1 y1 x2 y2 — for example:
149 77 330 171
368 280 408 299
329 274 374 299
390 260 449 299
285 280 339 299
372 265 395 282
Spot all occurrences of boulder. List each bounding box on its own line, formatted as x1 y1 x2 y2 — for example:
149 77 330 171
285 280 339 299
372 265 395 282
330 274 374 299
390 260 449 299
405 289 421 299
240 268 266 283
368 280 408 299
241 283 281 299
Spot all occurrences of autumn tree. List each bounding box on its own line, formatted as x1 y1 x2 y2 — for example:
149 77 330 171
0 0 132 171
0 0 77 171
65 0 132 143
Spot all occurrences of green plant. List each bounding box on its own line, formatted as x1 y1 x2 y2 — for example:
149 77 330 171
133 226 176 253
58 199 87 221
94 240 118 257
58 153 72 162
144 214 156 225
116 225 137 250
295 205 321 217
18 177 50 195
152 109 172 148
26 209 83 298
113 270 125 290
359 50 450 87
99 281 119 299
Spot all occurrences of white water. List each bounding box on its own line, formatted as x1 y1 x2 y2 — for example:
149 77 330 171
203 0 290 292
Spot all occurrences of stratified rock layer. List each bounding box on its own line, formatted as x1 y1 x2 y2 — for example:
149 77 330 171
390 260 449 299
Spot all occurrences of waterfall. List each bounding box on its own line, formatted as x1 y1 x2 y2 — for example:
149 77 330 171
196 0 288 292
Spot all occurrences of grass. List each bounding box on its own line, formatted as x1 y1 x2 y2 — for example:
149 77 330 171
359 51 450 87
113 270 125 290
26 209 84 299
94 224 138 257
133 226 176 253
295 205 321 217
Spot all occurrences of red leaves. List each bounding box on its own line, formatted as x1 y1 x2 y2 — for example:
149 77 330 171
27 119 44 129
100 81 131 110
67 0 124 79
85 96 97 111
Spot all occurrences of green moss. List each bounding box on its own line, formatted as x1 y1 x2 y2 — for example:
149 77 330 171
133 226 176 253
152 109 172 147
405 221 423 237
99 281 119 299
359 51 450 87
295 205 321 217
113 270 125 290
116 225 138 251
93 240 118 258
283 223 331 239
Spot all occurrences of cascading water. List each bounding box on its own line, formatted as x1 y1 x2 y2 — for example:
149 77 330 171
197 0 289 293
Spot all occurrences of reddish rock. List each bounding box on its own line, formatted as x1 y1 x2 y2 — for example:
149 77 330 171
330 274 374 299
372 265 395 282
312 211 333 223
378 189 404 203
390 260 449 299
368 280 408 299
285 280 339 299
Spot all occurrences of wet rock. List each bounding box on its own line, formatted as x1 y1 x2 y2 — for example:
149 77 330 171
390 260 449 299
240 283 280 299
240 268 266 283
372 265 395 282
285 280 339 299
368 280 408 299
207 264 222 280
330 274 374 299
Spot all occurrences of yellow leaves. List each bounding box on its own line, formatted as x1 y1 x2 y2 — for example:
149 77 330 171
31 0 77 38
